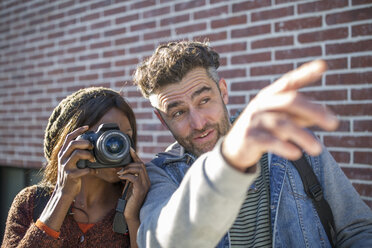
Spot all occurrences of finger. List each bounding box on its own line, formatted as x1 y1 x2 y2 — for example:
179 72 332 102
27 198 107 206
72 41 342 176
117 164 149 186
120 172 150 195
290 107 339 132
119 174 139 185
117 164 144 177
268 140 304 161
262 114 322 156
63 149 95 169
254 92 338 131
264 60 327 95
62 139 93 157
65 167 91 179
129 148 143 163
59 126 89 156
119 162 145 171
89 168 98 175
253 131 303 160
281 93 338 131
59 140 94 165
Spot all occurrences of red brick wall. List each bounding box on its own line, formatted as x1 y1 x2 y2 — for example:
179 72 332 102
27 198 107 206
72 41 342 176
0 0 371 207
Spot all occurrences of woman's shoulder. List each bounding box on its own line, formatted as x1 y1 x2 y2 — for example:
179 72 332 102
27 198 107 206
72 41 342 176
13 185 39 204
7 185 40 225
10 184 53 216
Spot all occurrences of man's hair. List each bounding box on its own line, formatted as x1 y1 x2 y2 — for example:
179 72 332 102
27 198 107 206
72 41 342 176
133 40 220 98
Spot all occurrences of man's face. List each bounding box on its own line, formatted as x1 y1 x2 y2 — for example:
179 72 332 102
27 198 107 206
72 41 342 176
150 67 231 157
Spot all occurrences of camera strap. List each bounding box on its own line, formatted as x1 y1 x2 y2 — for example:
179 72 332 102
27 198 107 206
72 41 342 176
113 182 130 234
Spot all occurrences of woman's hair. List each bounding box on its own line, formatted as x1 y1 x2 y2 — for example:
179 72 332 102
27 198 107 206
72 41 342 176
41 87 137 187
133 40 220 98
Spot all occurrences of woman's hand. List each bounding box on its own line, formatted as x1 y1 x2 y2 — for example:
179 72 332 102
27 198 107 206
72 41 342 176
117 148 151 221
56 125 96 198
38 126 96 231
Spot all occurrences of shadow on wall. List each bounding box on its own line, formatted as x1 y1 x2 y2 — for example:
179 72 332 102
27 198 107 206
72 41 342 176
0 167 42 243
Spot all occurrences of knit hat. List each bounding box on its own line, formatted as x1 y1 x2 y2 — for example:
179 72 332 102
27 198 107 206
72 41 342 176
43 87 122 162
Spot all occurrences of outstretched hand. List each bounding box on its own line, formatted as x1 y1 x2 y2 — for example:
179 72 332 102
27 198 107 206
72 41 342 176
222 60 339 171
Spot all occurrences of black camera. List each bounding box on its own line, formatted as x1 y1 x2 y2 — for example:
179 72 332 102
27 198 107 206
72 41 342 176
76 123 133 169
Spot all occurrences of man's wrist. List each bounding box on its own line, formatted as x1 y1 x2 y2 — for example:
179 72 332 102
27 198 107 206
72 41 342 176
220 138 257 173
203 138 260 198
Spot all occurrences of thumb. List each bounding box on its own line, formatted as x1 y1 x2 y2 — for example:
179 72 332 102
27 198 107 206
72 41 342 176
129 148 142 163
69 168 91 178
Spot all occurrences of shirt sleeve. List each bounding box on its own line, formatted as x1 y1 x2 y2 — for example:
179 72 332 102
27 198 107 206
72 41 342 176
137 138 260 248
1 186 63 248
35 219 60 239
317 146 372 247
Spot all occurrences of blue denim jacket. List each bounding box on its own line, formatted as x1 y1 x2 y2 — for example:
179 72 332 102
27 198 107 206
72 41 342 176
145 142 372 248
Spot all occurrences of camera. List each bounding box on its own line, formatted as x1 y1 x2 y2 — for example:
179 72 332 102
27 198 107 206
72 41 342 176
76 123 133 169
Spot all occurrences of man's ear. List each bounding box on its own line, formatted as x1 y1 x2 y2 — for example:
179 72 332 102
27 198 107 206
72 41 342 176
218 78 229 105
154 109 167 127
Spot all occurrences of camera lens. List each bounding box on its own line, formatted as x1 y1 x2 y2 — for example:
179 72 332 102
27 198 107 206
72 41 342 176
96 130 131 164
105 136 124 154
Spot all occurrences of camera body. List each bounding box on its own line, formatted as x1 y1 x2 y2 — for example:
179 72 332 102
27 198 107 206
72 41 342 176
76 123 133 169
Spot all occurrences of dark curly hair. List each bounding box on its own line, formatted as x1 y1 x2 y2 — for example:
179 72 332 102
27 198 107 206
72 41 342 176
41 87 137 187
133 40 220 98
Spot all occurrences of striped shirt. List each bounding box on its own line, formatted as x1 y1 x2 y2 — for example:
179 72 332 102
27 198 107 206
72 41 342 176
230 154 272 247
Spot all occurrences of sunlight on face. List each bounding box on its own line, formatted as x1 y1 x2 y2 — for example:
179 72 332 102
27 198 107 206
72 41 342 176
151 68 230 157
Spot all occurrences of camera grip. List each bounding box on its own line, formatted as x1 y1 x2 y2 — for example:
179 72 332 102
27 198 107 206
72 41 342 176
76 159 87 169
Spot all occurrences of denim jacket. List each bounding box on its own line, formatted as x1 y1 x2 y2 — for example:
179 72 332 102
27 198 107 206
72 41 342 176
138 140 372 247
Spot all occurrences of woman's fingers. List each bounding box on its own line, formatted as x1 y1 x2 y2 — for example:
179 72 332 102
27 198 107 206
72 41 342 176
67 167 92 179
119 174 139 185
59 141 95 172
118 162 150 191
118 163 146 181
129 148 142 163
120 151 150 220
118 149 149 183
64 148 95 168
59 126 89 157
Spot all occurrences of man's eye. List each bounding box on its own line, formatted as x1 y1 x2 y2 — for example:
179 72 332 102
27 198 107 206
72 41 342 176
173 110 184 118
200 98 210 104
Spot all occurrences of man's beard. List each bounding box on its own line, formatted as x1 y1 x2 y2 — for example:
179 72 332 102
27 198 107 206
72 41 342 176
173 107 230 157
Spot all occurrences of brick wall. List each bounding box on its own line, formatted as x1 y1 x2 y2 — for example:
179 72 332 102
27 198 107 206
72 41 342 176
0 0 371 207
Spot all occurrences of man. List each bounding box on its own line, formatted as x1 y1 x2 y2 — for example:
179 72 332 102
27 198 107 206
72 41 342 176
132 41 372 247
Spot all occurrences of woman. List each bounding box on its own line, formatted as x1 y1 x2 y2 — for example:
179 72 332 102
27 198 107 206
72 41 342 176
2 87 150 247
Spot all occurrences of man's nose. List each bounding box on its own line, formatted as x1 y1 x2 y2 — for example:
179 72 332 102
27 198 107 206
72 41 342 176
189 109 206 130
